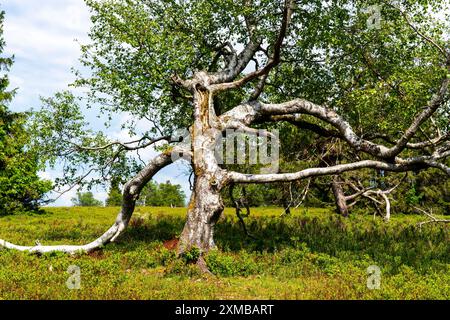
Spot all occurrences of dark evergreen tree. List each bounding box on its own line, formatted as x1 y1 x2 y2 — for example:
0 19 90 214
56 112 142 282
71 191 103 207
139 180 186 207
0 10 51 214
106 179 122 206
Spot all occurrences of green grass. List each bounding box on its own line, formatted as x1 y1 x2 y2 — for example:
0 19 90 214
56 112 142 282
0 206 448 299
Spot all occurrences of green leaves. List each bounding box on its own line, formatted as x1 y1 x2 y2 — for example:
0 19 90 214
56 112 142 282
0 10 52 214
138 180 186 207
23 0 449 204
29 91 137 191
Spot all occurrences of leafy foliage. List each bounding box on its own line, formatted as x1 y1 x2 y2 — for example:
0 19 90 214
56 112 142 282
25 0 449 217
0 207 447 299
30 91 140 192
71 192 103 207
0 10 52 215
138 180 186 207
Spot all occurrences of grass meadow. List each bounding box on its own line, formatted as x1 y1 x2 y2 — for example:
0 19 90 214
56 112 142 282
0 207 448 299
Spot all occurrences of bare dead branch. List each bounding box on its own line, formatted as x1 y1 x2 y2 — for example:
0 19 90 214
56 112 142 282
414 206 450 229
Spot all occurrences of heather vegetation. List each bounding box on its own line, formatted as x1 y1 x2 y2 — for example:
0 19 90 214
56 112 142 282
0 207 447 299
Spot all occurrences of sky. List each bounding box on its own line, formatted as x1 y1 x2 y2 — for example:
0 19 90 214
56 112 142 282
2 0 191 206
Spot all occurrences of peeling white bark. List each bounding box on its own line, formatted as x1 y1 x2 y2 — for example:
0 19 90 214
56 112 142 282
229 160 413 184
0 149 185 254
178 83 228 254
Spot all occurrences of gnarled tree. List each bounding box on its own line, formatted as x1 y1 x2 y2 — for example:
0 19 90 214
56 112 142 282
1 0 449 256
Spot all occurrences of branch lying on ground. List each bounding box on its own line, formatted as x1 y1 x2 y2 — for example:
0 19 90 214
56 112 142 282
346 174 407 221
0 147 191 254
280 179 311 216
414 207 450 229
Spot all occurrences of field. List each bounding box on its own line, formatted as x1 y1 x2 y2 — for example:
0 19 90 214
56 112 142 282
0 207 448 300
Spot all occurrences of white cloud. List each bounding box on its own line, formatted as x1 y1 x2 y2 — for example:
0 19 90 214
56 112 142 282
45 188 77 207
37 171 53 181
95 190 108 203
2 0 91 112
